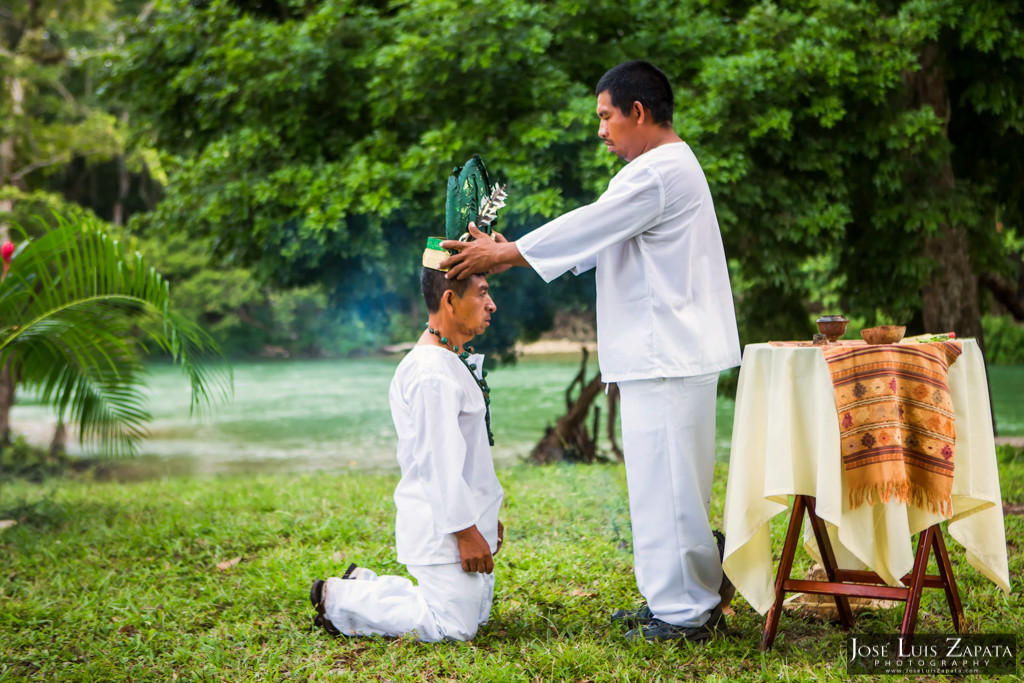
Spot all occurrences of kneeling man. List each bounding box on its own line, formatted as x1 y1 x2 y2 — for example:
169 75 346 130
310 264 503 642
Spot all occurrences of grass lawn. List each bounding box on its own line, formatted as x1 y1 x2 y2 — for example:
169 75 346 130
1 459 1021 682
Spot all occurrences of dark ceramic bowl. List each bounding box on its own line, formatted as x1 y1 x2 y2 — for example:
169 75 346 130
815 315 849 342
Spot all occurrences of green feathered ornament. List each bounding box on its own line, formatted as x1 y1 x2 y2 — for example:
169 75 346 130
445 154 507 240
423 155 507 271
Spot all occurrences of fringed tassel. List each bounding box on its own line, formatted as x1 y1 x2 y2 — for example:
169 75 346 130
848 480 952 517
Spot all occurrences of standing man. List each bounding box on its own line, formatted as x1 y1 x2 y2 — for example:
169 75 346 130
309 264 504 642
441 60 740 643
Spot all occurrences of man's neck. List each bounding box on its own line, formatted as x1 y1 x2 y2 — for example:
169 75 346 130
631 126 683 160
422 315 472 351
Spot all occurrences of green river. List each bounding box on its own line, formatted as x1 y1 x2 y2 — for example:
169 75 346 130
9 355 1023 480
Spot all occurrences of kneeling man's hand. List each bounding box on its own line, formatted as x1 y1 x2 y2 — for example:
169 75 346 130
454 525 494 574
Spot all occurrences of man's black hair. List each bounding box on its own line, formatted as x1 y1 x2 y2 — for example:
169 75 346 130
595 60 674 126
421 267 471 313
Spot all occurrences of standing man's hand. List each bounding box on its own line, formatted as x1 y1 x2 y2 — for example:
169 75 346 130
454 525 494 574
440 223 528 280
486 233 514 275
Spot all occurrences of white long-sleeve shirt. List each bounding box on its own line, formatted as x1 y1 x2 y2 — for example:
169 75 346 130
517 142 741 381
388 345 503 566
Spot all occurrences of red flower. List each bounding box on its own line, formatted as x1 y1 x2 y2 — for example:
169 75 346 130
1 241 13 278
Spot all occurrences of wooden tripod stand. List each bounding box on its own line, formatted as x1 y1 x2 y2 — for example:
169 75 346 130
760 495 965 651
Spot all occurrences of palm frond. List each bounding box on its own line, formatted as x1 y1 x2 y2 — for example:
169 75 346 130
1 213 233 457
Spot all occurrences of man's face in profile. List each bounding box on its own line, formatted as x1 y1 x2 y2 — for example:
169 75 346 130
450 275 496 339
596 90 641 161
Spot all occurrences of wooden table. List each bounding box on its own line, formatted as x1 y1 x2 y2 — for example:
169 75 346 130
721 339 1010 650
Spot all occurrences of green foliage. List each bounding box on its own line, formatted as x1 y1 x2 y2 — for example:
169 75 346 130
680 1 1024 341
0 436 64 481
0 2 129 196
101 0 1024 349
1 213 232 456
103 0 622 350
0 188 99 236
996 442 1024 466
982 314 1024 365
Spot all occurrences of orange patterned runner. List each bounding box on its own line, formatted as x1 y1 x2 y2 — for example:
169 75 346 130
821 342 962 516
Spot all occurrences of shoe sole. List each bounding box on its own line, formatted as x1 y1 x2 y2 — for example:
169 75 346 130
310 579 324 608
309 579 340 636
611 605 653 629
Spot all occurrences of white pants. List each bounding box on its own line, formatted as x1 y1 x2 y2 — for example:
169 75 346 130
618 374 723 627
322 563 495 642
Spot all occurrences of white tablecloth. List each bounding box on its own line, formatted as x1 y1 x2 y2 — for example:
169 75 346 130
722 339 1010 614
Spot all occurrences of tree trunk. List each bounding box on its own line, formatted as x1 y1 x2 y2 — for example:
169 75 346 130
906 44 984 343
112 126 131 227
529 348 621 464
0 75 25 207
0 73 25 449
50 421 66 458
0 363 14 447
921 224 983 341
979 272 1024 321
904 43 994 437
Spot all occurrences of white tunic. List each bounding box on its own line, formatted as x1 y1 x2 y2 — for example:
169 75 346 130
517 142 741 381
388 346 503 566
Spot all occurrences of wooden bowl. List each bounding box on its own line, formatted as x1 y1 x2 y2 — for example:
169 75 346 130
861 325 906 345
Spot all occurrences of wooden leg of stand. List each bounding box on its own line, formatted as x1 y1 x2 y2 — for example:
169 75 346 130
805 497 856 630
931 528 964 633
900 527 934 639
761 495 807 652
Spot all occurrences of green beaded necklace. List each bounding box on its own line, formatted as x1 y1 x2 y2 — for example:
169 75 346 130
425 323 494 446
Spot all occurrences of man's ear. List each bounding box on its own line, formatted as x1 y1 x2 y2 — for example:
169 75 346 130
442 288 456 313
632 100 645 124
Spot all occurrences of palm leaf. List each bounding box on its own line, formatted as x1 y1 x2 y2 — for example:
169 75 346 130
0 213 232 457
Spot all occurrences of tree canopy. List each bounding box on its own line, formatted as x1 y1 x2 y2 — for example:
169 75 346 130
12 0 1024 355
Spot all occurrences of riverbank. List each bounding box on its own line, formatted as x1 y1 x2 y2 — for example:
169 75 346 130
2 460 1022 681
7 354 1024 484
381 338 597 356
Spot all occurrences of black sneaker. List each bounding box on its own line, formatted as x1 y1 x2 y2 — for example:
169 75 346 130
310 579 341 636
309 579 325 609
713 530 736 610
625 607 727 643
611 604 653 629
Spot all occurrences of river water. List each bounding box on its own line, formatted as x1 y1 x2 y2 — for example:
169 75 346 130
8 353 732 480
11 356 1022 481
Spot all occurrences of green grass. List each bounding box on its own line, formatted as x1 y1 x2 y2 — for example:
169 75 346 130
1 461 1022 682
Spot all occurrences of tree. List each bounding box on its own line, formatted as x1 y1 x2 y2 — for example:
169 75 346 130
530 349 621 464
103 0 624 356
1 1 164 447
0 213 231 461
673 0 1024 343
0 0 133 229
104 0 1024 353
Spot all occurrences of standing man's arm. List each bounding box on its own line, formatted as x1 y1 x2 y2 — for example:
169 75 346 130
441 224 529 280
442 164 664 281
